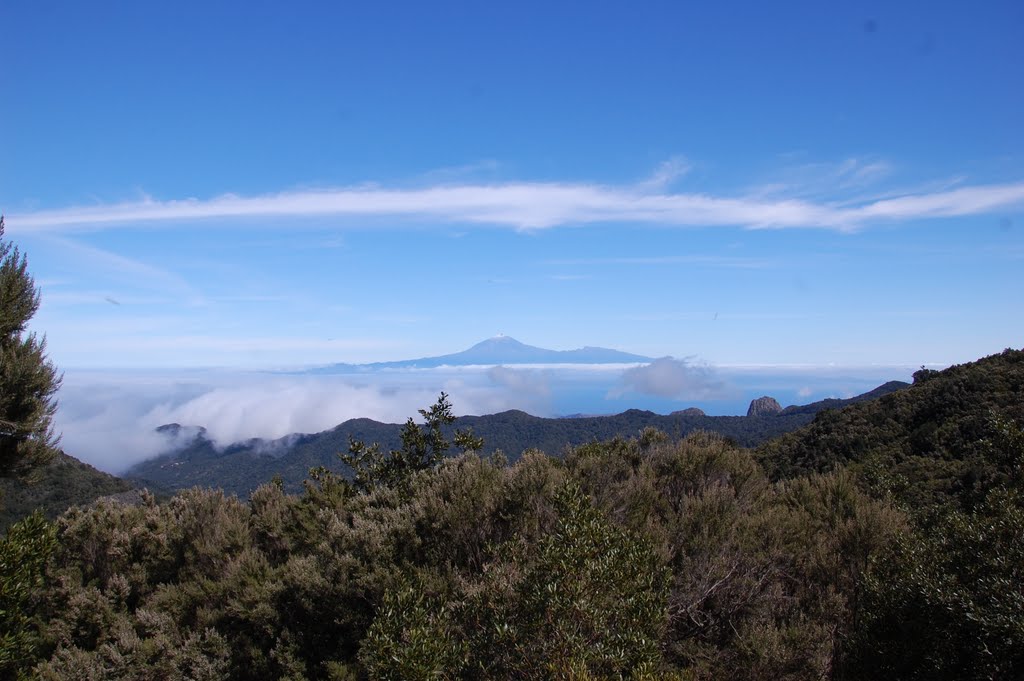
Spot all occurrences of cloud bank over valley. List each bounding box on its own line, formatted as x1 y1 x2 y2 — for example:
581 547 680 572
55 362 915 474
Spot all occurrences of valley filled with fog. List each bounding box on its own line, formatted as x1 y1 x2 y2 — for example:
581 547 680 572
55 354 916 473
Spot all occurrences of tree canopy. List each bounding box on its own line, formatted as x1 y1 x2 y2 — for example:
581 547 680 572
0 216 62 479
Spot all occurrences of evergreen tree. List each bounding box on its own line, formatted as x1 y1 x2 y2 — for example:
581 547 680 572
0 216 61 479
342 392 483 494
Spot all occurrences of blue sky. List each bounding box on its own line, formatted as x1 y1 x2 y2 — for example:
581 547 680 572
2 0 1022 371
3 1 1023 468
2 0 1024 464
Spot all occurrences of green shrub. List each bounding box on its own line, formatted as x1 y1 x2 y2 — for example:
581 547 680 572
0 511 57 678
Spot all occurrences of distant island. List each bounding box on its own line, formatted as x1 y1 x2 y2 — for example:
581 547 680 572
304 335 654 372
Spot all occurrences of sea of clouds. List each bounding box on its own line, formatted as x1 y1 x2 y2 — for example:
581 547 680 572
54 361 914 474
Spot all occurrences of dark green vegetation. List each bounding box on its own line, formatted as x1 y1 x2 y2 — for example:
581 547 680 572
761 348 1024 679
759 350 1024 504
0 215 62 479
2 349 1022 679
0 452 136 532
128 382 908 497
0 210 131 538
0 217 64 676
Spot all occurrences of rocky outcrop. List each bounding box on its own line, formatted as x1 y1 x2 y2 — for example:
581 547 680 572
747 396 782 417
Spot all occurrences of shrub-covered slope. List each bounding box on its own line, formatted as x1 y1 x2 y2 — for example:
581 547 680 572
759 348 1024 503
0 451 135 532
14 434 907 680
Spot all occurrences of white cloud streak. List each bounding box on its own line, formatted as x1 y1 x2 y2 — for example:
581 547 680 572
754 156 895 199
636 156 692 192
543 255 770 268
857 182 1024 220
8 178 1024 233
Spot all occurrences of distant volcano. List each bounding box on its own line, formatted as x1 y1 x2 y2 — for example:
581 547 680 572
307 336 654 373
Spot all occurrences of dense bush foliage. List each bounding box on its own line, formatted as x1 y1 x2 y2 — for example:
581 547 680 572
8 431 905 680
846 416 1024 680
759 348 1024 503
759 350 1024 680
1 511 57 679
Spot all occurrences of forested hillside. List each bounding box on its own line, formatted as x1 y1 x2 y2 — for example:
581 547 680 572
759 348 1024 508
759 348 1024 679
128 383 908 497
0 452 135 532
1 350 1021 680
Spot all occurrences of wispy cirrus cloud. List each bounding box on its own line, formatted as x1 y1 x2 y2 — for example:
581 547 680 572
542 255 771 269
39 235 206 304
857 182 1024 220
754 156 895 199
636 156 692 192
7 175 1024 234
548 274 592 281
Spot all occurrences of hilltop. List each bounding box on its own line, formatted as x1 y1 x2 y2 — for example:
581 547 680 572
759 348 1024 507
0 451 137 532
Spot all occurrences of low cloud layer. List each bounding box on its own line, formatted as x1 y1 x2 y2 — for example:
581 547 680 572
486 366 552 413
55 368 562 474
54 362 912 474
611 357 727 400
